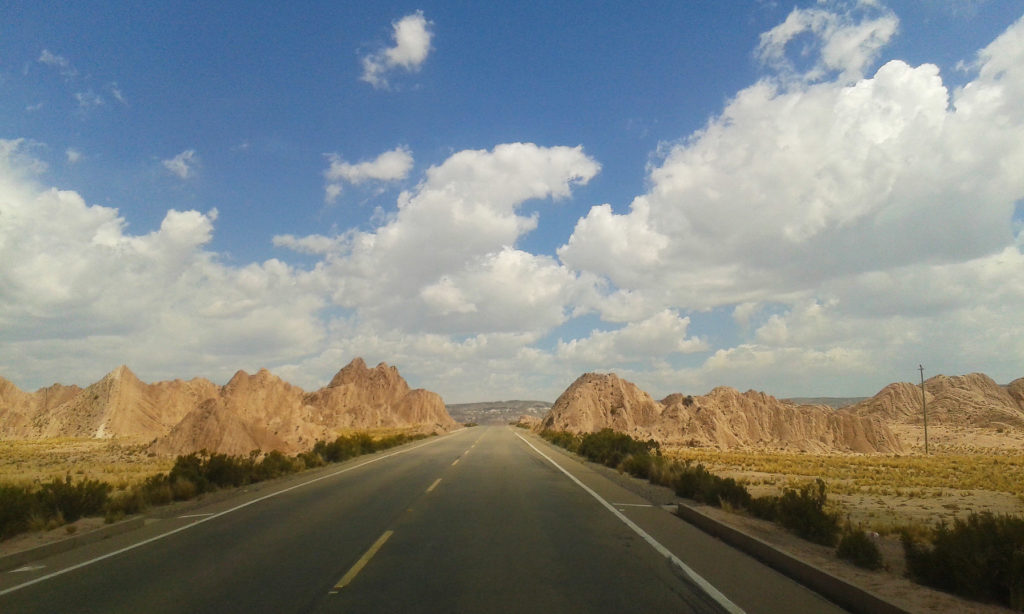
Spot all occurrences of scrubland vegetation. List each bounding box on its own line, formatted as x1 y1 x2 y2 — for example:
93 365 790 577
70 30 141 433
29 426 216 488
0 432 426 543
541 429 1024 611
662 447 1024 499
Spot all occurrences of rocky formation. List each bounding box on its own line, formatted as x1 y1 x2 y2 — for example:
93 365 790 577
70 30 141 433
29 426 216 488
655 387 901 454
0 359 457 455
849 373 1024 429
542 373 663 438
541 372 902 453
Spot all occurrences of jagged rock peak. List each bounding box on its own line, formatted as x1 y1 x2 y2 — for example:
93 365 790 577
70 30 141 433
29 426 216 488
103 364 140 384
328 357 403 389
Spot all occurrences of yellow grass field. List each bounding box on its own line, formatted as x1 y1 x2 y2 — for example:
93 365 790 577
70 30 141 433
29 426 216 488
0 438 174 490
0 428 425 490
664 446 1024 533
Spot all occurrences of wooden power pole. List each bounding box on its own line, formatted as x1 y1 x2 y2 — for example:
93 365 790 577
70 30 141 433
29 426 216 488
919 364 929 455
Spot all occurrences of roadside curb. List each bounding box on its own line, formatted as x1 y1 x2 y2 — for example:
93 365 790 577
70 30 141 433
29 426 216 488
0 516 145 573
674 502 910 614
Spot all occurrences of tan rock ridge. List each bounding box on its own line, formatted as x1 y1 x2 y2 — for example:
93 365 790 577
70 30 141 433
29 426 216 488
849 373 1024 429
0 359 457 455
542 372 902 454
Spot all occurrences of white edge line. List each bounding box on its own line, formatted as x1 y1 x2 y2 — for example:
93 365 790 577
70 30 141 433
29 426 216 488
515 433 745 614
0 430 465 597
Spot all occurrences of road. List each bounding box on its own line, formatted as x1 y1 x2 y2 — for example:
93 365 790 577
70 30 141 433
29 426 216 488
0 426 848 613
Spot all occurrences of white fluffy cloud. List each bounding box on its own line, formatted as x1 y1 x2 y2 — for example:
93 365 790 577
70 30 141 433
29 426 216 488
287 143 601 335
361 11 433 89
162 149 199 179
557 310 707 366
323 146 413 202
560 15 1024 317
0 140 325 388
757 1 899 84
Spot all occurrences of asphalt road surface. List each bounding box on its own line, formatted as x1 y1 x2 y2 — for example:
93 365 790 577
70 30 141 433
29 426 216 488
0 426 849 613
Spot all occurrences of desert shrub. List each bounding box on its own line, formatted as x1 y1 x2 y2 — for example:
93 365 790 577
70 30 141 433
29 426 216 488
621 453 655 480
0 483 34 539
775 479 840 546
837 527 883 570
540 430 582 453
747 495 779 522
577 429 660 469
203 452 252 488
672 462 752 509
168 453 210 493
903 512 1024 610
170 477 198 501
36 476 110 523
254 450 296 481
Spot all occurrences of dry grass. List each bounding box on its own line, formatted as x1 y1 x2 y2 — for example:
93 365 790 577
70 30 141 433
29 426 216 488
662 446 1024 534
0 438 173 490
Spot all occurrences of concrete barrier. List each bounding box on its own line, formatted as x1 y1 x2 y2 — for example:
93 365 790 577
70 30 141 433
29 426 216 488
0 516 145 572
675 503 910 614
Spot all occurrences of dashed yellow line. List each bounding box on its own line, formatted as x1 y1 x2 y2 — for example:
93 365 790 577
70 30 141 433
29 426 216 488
331 530 394 592
426 478 442 493
451 458 460 466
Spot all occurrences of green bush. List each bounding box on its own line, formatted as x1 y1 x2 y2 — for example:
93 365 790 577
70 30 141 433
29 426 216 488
747 495 779 522
775 479 839 546
837 527 883 570
540 429 582 453
0 484 35 539
903 512 1024 610
672 462 752 509
577 429 660 469
36 476 110 523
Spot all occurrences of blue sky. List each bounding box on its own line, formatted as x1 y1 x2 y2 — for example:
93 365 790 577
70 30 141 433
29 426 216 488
2 1 1023 402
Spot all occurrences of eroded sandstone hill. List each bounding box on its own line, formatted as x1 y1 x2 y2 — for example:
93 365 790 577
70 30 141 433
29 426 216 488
848 373 1024 429
541 372 902 453
0 359 457 455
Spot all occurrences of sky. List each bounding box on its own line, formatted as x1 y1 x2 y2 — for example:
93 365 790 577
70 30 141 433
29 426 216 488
2 1 1023 403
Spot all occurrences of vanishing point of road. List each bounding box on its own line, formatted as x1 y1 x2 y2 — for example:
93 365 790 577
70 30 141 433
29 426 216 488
0 426 848 613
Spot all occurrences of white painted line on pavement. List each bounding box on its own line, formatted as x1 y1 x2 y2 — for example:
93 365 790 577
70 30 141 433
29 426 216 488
515 433 745 614
0 430 465 597
425 478 442 493
8 565 45 573
177 513 215 519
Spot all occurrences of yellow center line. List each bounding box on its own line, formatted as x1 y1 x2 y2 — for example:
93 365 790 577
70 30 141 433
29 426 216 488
451 458 460 466
426 478 442 493
331 530 394 593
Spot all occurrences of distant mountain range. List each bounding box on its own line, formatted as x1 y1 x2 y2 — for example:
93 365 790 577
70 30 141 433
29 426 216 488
446 400 552 425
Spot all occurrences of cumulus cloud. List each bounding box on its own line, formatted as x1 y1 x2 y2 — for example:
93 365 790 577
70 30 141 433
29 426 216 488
0 140 325 388
283 143 601 335
65 148 82 164
361 11 433 89
557 310 708 366
162 149 199 179
323 146 413 202
560 16 1024 312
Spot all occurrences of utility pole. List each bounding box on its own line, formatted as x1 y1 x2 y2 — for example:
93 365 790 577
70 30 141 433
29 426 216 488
919 364 928 455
